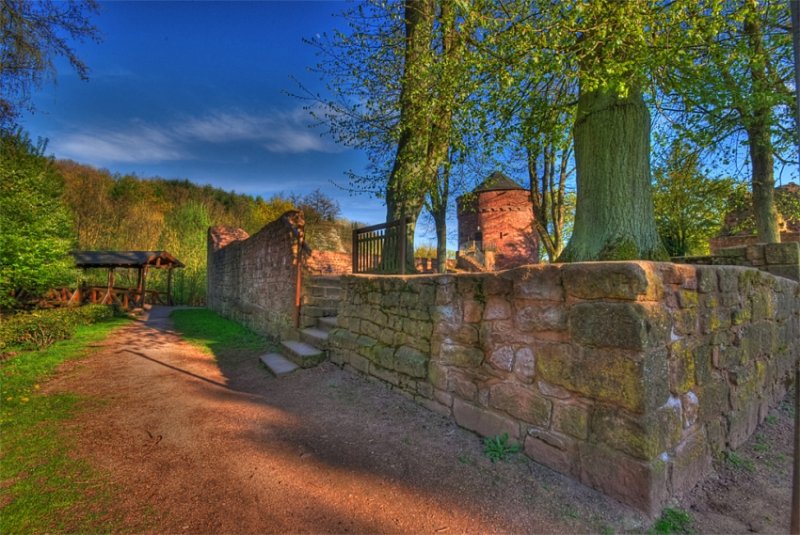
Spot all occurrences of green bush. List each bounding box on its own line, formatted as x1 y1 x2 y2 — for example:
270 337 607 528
0 305 114 353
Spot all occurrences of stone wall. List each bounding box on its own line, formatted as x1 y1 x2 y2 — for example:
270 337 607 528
679 242 800 283
710 232 800 253
306 250 352 276
207 211 304 339
328 262 800 514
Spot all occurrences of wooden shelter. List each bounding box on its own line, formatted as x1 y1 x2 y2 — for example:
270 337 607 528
68 250 184 308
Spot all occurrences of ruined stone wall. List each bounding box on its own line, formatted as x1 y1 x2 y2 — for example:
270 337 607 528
710 232 800 253
306 250 352 276
207 211 304 339
679 242 800 283
328 262 800 514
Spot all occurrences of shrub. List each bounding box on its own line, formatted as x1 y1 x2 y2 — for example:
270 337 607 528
0 305 114 354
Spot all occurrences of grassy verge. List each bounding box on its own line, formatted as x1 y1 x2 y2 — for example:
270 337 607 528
170 308 271 357
0 317 130 534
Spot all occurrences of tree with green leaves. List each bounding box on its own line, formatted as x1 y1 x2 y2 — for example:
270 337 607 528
480 1 693 261
0 0 100 128
657 0 793 245
303 0 483 272
0 130 76 308
652 141 738 257
159 201 212 306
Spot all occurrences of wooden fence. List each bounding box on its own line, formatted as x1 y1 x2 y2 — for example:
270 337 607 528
352 217 409 274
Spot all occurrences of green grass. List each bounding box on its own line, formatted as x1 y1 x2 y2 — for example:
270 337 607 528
169 309 270 357
0 317 130 534
649 507 694 534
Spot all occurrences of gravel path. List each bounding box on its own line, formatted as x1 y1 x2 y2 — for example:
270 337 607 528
42 307 793 534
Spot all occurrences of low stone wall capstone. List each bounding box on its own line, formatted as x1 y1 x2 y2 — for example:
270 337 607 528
328 262 800 514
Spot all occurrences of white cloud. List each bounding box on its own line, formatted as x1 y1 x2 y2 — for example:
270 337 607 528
52 106 343 165
176 108 342 154
52 126 185 164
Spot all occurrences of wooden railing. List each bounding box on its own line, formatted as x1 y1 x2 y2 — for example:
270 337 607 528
352 217 409 274
42 286 171 309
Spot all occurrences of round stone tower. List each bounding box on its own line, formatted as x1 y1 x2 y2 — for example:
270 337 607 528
457 171 538 270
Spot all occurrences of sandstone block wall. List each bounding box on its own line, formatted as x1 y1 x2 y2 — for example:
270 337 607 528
207 211 304 339
306 250 352 275
328 262 800 514
710 232 800 253
678 242 800 283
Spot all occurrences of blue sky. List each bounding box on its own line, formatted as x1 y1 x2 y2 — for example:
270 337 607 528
19 1 397 228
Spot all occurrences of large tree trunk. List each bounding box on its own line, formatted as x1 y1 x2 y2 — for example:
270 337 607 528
384 0 434 272
434 210 447 273
559 87 667 262
748 120 780 243
744 11 780 244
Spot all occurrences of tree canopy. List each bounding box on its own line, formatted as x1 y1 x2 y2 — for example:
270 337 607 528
652 141 739 257
0 0 100 128
307 0 789 263
0 130 76 308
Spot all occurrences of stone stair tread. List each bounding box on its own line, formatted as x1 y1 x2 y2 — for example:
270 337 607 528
318 316 338 329
259 352 299 377
281 340 323 357
302 305 339 317
301 327 329 342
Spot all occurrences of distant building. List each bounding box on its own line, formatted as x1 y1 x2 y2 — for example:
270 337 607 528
456 171 538 271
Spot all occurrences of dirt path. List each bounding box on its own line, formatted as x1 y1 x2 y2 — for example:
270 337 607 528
44 307 794 534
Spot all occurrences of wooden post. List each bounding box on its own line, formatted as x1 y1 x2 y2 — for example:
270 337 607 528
399 216 408 275
104 268 115 305
140 266 148 308
167 268 174 306
790 3 800 532
352 227 359 274
136 267 144 306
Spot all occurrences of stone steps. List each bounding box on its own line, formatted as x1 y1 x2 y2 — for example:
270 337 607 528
309 284 342 300
259 352 299 377
260 275 342 377
280 339 326 369
318 316 338 331
299 327 329 347
304 296 341 311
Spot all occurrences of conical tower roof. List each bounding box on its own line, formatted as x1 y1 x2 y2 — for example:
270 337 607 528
473 171 525 193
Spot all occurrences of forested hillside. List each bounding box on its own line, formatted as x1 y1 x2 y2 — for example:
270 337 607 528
55 160 300 306
1 130 350 308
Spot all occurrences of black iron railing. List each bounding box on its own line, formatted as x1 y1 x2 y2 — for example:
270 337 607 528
352 217 409 274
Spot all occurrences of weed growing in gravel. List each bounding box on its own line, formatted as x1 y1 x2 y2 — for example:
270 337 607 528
753 434 770 454
724 450 755 472
483 433 521 462
649 507 694 534
765 414 778 425
457 453 476 465
561 505 579 519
